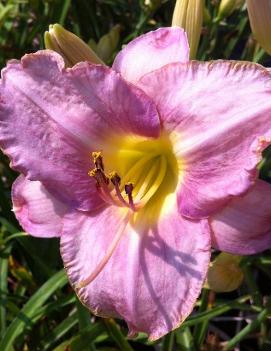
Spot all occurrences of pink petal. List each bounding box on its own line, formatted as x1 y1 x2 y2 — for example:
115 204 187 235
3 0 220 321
112 27 189 83
139 61 271 218
12 175 68 237
60 206 211 340
210 180 271 255
0 50 160 210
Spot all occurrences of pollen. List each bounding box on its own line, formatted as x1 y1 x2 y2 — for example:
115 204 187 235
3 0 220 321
92 151 104 171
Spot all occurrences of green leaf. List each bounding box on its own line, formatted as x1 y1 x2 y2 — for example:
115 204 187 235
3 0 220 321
52 339 73 351
176 328 195 351
31 294 76 323
58 0 71 25
162 331 175 351
181 295 253 328
193 289 210 348
0 4 14 26
103 319 133 351
15 236 55 279
223 299 271 351
41 310 78 351
76 299 96 351
0 269 68 351
0 244 11 337
76 299 91 329
70 322 105 351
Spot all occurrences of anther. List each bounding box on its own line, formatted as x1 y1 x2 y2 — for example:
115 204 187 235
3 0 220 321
92 151 104 171
88 169 100 186
88 169 97 177
109 171 130 207
125 182 133 194
125 183 136 211
109 171 121 186
88 168 109 185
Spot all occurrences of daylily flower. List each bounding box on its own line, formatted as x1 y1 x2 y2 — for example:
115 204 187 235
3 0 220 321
1 27 271 340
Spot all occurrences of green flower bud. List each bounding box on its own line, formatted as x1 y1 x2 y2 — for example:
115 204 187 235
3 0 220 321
206 253 244 293
217 0 244 20
95 25 121 62
44 24 104 67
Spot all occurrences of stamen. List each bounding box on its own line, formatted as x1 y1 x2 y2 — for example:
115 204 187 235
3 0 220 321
96 186 116 206
109 171 130 208
125 183 136 211
76 212 130 288
88 168 109 185
89 168 116 205
133 158 159 201
109 171 121 186
88 150 167 211
120 153 158 189
92 151 104 171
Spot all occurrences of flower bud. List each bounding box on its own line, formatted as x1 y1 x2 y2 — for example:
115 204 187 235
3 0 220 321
144 0 162 10
172 0 204 59
217 0 244 20
247 0 271 55
206 253 244 293
95 25 121 62
44 24 104 67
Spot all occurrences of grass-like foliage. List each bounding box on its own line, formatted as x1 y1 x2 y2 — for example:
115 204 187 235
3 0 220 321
0 1 271 350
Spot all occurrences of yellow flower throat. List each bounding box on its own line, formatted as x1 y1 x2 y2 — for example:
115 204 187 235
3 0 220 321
89 134 179 220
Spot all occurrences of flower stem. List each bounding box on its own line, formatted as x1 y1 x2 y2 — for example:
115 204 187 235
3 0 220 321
193 288 210 348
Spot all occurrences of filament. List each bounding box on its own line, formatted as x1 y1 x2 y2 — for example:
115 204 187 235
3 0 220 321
120 153 158 188
139 156 167 206
134 158 159 200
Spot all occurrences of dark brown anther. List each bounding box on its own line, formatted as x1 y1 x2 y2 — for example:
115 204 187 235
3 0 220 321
92 151 104 171
124 182 134 195
109 171 121 186
125 183 136 211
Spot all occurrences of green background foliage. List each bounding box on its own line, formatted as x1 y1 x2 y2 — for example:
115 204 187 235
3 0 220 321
0 1 270 350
